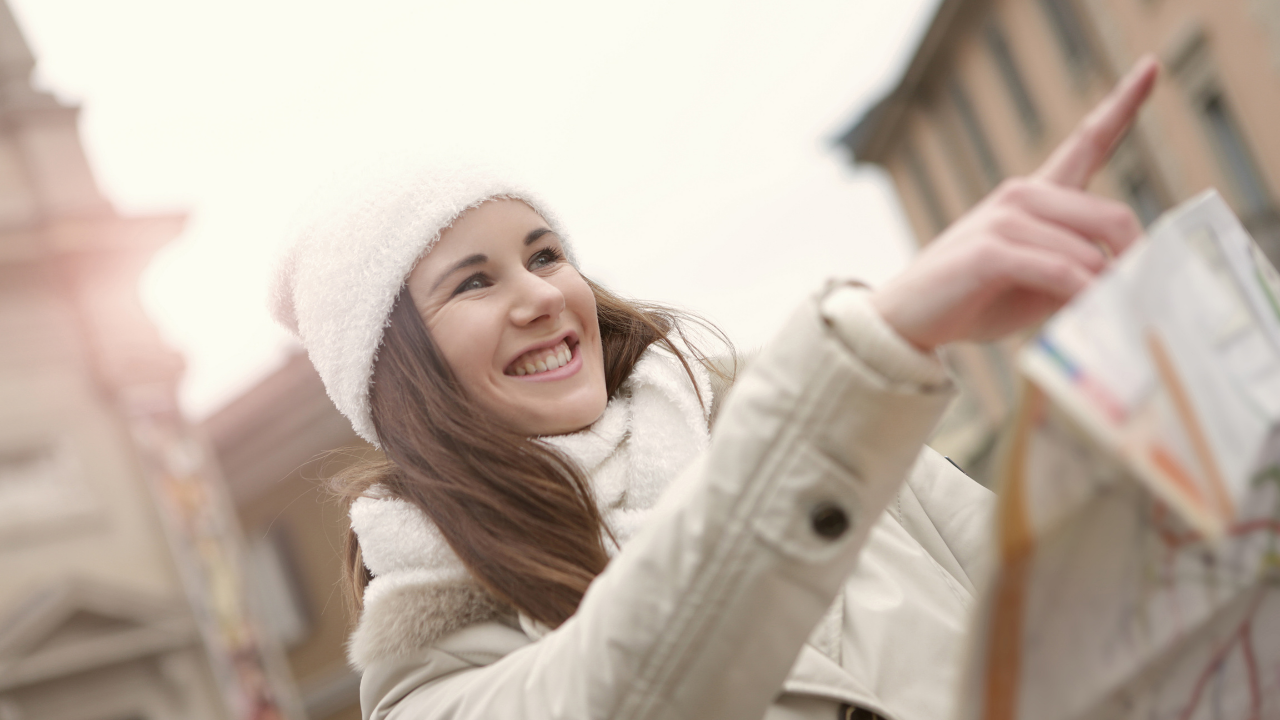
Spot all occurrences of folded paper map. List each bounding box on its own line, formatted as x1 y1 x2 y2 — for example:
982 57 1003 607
962 190 1280 720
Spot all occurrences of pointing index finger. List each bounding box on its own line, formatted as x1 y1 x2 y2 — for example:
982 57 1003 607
1035 55 1160 189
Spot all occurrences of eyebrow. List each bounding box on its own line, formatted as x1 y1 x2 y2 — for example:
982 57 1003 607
429 229 558 294
429 253 487 294
526 228 554 245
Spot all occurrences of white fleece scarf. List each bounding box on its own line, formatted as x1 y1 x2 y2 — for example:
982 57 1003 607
349 347 711 644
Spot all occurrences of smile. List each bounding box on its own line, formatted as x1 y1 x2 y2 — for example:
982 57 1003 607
504 335 582 380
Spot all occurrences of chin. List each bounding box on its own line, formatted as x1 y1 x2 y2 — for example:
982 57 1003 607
507 392 607 437
534 406 607 436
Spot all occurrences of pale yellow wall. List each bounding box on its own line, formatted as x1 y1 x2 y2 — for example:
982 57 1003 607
884 155 936 244
867 0 1280 474
1091 0 1280 210
887 0 1280 243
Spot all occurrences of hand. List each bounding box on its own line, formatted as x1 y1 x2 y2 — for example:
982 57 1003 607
870 55 1160 351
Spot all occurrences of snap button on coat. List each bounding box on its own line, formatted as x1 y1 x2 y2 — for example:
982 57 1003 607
810 502 849 539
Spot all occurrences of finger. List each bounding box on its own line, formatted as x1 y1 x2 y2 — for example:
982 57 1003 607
995 208 1108 273
1000 179 1144 255
982 242 1095 302
1036 55 1160 188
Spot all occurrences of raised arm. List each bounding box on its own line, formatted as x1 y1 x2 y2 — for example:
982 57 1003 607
872 56 1158 349
360 57 1160 720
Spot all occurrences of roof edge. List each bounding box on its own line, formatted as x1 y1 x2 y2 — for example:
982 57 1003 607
837 0 980 163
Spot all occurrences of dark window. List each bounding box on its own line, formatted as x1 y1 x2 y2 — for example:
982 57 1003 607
1169 32 1278 249
1108 137 1167 227
903 142 949 234
1198 90 1273 217
1121 168 1166 227
984 19 1042 139
949 79 1003 190
1038 0 1093 72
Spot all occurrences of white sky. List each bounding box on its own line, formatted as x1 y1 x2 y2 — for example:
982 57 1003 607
11 0 936 420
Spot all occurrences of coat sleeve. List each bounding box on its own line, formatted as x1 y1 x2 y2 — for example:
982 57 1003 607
362 286 955 720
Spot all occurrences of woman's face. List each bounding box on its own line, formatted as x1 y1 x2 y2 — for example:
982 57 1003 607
407 199 608 436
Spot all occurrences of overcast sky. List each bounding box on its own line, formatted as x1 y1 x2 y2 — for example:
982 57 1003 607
11 0 936 419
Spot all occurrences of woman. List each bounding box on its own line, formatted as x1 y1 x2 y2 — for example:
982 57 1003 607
271 59 1159 720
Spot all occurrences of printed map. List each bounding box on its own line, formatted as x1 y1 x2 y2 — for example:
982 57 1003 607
963 191 1280 720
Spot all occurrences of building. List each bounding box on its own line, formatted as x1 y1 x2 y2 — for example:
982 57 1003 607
0 2 299 717
840 0 1280 479
202 352 373 720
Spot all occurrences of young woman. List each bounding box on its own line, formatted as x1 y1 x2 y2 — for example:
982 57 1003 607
271 59 1159 720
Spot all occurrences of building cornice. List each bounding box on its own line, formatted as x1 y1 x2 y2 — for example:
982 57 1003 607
837 0 982 164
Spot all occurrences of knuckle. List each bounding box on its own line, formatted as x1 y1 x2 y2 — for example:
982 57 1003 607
1064 127 1088 152
986 207 1021 236
1085 126 1108 154
1079 113 1107 143
1084 242 1107 268
1105 204 1141 237
1049 261 1075 284
1122 210 1143 237
995 177 1032 205
1033 260 1073 290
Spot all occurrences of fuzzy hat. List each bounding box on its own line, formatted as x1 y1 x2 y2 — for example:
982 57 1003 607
269 162 574 447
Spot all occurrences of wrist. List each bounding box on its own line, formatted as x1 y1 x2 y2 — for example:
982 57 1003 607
868 288 938 354
823 283 950 390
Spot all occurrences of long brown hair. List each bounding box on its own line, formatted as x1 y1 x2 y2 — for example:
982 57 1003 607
334 278 728 628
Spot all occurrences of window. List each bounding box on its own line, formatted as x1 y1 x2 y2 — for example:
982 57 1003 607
0 439 97 538
1198 91 1273 218
1120 170 1166 227
1037 0 1093 74
948 79 1003 190
984 19 1042 140
1108 137 1167 226
903 141 949 234
933 114 985 206
1170 30 1276 222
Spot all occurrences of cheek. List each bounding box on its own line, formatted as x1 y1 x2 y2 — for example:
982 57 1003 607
560 275 600 338
428 308 500 389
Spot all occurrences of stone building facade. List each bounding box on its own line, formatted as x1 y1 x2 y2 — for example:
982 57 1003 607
0 2 298 718
841 0 1280 479
201 353 372 720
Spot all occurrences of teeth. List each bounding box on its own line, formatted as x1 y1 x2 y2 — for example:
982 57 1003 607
509 340 572 376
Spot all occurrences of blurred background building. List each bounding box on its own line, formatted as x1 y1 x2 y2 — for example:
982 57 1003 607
201 354 372 720
842 0 1280 482
0 0 303 718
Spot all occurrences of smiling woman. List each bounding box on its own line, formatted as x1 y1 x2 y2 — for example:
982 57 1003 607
268 57 1159 720
405 200 607 436
321 187 717 631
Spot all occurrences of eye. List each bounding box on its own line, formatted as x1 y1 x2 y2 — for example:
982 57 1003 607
529 247 564 270
451 273 489 297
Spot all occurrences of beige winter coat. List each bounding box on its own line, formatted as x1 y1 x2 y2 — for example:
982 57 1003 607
354 285 995 720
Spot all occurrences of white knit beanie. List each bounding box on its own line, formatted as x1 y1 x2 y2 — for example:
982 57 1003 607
269 162 574 447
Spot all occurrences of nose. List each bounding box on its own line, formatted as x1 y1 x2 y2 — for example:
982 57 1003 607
508 271 565 327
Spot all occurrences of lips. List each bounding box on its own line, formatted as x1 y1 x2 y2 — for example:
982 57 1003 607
504 334 579 377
